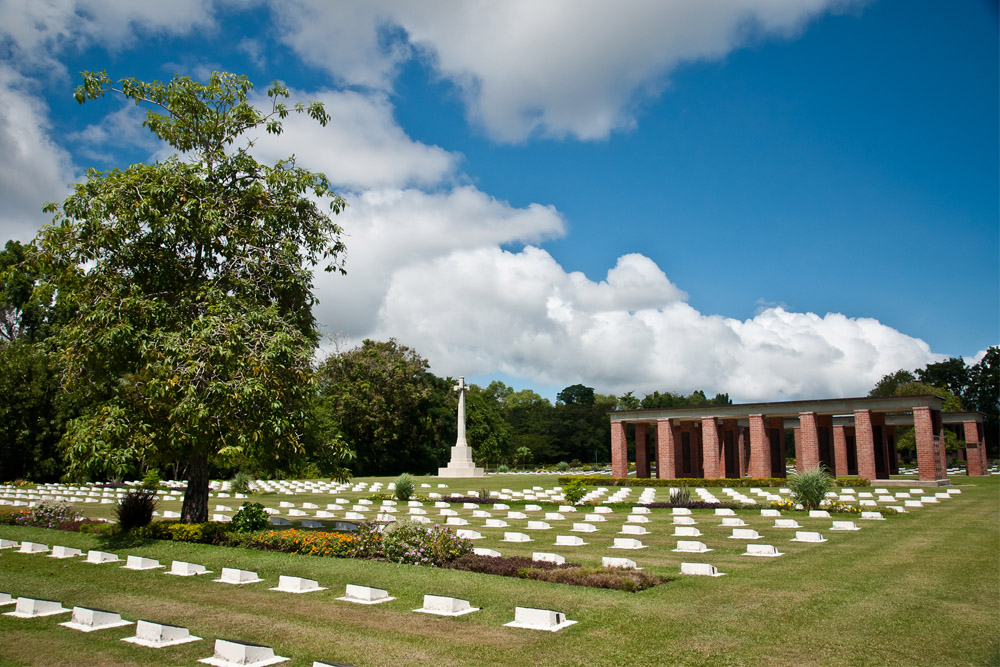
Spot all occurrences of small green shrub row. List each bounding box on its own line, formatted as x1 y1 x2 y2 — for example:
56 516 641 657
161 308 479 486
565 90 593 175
132 521 233 544
445 554 665 592
558 476 869 488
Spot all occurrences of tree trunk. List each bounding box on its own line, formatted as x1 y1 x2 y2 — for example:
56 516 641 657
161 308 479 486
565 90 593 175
181 448 209 523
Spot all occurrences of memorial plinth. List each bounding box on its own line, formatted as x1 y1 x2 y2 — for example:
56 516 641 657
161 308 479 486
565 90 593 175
438 376 484 478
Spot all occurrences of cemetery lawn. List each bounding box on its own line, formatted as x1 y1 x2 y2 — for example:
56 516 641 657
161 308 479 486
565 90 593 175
1 475 997 666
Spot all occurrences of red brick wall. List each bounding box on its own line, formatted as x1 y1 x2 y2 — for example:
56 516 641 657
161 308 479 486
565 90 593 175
747 414 770 478
635 423 650 479
701 417 721 479
832 425 848 477
797 412 820 472
657 419 679 479
914 406 946 482
964 420 987 476
770 417 786 477
854 409 876 480
611 421 627 479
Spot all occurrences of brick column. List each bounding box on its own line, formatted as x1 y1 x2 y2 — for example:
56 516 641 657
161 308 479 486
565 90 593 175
657 419 679 479
887 426 899 474
797 412 820 472
832 425 848 477
747 415 770 479
701 417 721 479
964 420 987 476
913 406 946 482
770 418 786 477
854 409 877 480
611 421 628 479
635 423 650 479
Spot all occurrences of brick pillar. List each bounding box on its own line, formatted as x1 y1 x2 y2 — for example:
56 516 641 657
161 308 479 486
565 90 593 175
701 417 721 479
887 425 899 474
611 421 628 479
657 419 679 479
747 415 770 479
635 423 650 479
832 425 848 477
914 406 946 482
964 420 987 476
770 418 786 477
797 413 820 472
854 409 876 480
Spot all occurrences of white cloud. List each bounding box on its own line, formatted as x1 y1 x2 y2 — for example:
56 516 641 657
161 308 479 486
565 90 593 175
272 0 854 141
357 244 938 401
245 89 461 190
0 65 76 241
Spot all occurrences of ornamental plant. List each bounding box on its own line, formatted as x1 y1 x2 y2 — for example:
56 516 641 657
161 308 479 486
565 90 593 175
393 473 416 502
230 502 269 532
380 520 473 566
787 466 834 510
16 501 81 528
562 478 588 504
115 488 158 531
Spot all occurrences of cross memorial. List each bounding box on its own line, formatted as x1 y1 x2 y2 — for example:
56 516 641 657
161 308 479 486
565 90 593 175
438 376 485 478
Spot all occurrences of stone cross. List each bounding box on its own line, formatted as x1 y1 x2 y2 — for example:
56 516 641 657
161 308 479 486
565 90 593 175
454 376 469 447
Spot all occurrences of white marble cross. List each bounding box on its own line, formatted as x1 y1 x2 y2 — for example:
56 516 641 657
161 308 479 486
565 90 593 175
454 376 469 447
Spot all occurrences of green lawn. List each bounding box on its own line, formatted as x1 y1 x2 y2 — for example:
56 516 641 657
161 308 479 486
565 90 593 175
1 475 997 666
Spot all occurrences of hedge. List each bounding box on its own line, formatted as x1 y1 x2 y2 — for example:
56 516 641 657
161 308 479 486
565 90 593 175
557 476 870 488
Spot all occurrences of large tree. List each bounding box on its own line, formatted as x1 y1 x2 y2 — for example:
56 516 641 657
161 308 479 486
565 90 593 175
34 71 349 522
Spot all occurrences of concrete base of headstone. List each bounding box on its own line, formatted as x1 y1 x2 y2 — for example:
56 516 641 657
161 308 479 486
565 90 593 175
49 546 83 559
413 595 479 616
337 584 394 605
602 557 640 570
611 538 646 550
213 568 263 585
673 527 702 537
269 576 326 594
860 512 884 520
673 541 712 554
17 542 49 554
504 607 577 632
437 444 485 478
729 529 762 540
0 539 18 549
502 532 532 542
774 519 801 529
166 561 212 576
199 639 289 667
830 521 861 531
60 606 133 632
743 544 784 557
123 556 163 570
86 550 120 565
790 531 827 543
680 562 726 577
122 620 202 648
555 535 586 547
5 597 70 618
0 592 14 606
483 519 508 528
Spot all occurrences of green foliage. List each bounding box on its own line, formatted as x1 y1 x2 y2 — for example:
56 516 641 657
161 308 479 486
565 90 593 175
561 478 589 504
231 471 254 495
115 489 157 531
556 461 570 472
496 464 510 473
869 369 917 397
11 501 81 528
34 71 349 521
787 466 834 511
381 520 474 566
141 468 161 489
393 473 416 501
669 487 692 504
231 502 270 532
519 565 665 592
243 528 358 557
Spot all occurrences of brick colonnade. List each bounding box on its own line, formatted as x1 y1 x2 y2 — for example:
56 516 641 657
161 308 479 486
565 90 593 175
634 423 650 478
913 406 947 482
963 420 988 476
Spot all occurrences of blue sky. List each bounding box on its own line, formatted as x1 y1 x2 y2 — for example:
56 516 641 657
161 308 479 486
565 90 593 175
0 0 996 402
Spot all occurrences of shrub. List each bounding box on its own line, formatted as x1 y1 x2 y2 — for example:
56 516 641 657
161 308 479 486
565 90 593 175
496 464 510 473
393 473 416 502
231 502 269 532
788 466 834 511
115 489 158 532
520 566 665 592
231 471 254 495
446 554 578 578
381 520 473 566
141 468 161 489
556 461 570 472
562 478 588 504
669 487 692 505
80 521 119 536
13 501 81 528
243 528 358 557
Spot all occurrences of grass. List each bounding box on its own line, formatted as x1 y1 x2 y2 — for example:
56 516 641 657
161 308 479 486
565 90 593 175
0 474 997 666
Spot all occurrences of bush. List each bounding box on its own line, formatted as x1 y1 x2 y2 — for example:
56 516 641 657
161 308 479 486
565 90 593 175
520 566 665 592
446 554 578 578
115 489 158 532
670 487 692 505
231 471 254 495
12 501 81 528
381 520 473 566
556 461 570 472
788 466 834 510
231 502 269 532
562 478 588 504
80 521 119 536
141 468 161 489
394 473 416 502
243 528 358 557
496 464 510 473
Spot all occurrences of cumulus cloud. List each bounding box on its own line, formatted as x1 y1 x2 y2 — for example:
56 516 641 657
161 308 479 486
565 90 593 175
0 65 75 241
272 0 854 141
364 245 939 401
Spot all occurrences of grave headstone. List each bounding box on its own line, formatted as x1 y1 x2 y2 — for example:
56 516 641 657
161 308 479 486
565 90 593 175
167 561 211 576
774 518 801 529
270 575 326 594
17 541 49 554
744 544 783 557
86 550 120 564
502 532 532 542
473 548 501 558
729 528 761 540
337 584 394 605
673 526 702 537
60 606 132 632
791 531 827 543
455 529 483 540
830 520 860 531
214 567 263 585
414 595 479 616
198 638 289 667
123 556 163 570
611 538 646 549
555 535 586 546
532 552 565 564
49 546 83 559
673 540 712 553
808 510 831 518
680 562 725 577
504 607 577 632
5 597 70 618
602 556 640 569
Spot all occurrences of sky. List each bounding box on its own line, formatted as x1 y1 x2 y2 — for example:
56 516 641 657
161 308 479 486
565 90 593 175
0 0 996 403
